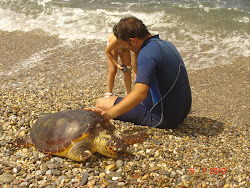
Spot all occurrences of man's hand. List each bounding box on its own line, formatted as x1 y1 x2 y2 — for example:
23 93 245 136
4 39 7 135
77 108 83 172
84 107 111 122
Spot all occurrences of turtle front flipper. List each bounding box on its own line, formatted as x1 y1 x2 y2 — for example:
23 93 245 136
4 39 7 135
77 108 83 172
61 140 93 161
63 141 92 162
66 148 92 162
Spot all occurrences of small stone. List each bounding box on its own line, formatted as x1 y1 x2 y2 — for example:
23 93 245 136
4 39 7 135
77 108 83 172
12 179 20 185
154 150 160 157
105 164 115 170
40 163 49 172
19 131 26 137
35 170 43 176
13 167 19 174
46 170 52 175
142 174 149 180
52 169 61 176
0 175 15 183
176 170 183 175
223 184 231 188
9 115 17 121
20 182 30 187
112 177 119 181
80 172 88 186
160 170 170 176
99 178 109 187
46 161 56 169
99 172 105 178
87 180 95 187
134 174 141 179
115 160 123 167
133 143 139 148
33 151 39 160
170 171 177 178
64 179 71 183
57 175 66 185
54 157 64 163
118 182 125 186
183 181 190 187
154 141 163 145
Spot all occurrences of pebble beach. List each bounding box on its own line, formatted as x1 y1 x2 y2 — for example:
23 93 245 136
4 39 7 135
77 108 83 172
0 30 249 188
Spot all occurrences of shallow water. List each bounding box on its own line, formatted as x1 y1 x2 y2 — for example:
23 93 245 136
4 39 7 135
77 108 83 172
0 0 249 70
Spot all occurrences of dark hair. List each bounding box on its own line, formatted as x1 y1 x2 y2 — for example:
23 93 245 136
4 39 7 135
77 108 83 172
113 17 150 42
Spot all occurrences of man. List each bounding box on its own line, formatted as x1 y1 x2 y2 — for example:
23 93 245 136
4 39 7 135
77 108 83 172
85 17 192 129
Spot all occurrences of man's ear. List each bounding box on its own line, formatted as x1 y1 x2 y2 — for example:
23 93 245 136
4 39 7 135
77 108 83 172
129 38 137 46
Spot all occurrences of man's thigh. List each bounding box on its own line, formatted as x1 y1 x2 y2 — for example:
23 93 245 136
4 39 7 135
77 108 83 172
113 97 162 127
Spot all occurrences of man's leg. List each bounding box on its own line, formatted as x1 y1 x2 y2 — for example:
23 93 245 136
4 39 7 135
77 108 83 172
96 96 119 111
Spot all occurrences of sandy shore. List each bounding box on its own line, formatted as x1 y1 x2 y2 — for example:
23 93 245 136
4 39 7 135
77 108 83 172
0 31 249 187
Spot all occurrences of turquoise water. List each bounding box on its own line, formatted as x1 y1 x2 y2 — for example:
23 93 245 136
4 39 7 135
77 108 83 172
0 0 249 69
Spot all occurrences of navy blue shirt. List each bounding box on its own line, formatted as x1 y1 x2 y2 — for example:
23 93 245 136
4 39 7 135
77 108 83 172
135 35 191 128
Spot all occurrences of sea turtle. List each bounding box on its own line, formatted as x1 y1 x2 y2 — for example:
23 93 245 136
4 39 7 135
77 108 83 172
15 109 148 161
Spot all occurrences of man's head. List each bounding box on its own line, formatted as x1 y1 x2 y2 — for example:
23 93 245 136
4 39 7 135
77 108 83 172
113 17 151 52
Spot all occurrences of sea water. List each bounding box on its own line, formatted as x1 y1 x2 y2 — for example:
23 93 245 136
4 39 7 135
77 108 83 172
0 0 249 69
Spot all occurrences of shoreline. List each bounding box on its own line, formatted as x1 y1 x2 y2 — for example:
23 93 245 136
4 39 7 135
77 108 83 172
0 30 249 187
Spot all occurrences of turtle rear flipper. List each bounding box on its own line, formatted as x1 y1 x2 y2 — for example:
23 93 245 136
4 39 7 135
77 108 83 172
13 137 34 147
121 131 149 145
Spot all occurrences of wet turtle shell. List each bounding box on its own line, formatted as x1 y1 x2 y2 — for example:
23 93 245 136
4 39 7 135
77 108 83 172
30 110 126 161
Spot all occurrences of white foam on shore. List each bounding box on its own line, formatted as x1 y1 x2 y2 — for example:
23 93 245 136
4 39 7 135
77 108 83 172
0 7 170 41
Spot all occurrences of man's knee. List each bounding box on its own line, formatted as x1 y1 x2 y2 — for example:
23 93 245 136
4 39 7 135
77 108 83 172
96 96 118 111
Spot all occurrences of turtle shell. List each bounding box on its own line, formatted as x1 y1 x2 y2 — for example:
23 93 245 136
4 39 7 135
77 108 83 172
30 110 114 154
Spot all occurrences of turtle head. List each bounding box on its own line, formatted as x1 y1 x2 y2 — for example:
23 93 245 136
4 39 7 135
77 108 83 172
95 130 128 157
104 136 128 157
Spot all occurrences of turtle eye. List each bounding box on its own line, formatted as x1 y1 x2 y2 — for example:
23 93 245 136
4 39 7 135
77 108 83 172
105 142 128 157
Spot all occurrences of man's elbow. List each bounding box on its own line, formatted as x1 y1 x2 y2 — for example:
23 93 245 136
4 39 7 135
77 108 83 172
139 92 148 101
134 83 150 102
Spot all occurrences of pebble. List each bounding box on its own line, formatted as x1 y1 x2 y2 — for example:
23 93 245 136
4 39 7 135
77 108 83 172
170 171 177 178
52 169 62 176
35 170 43 176
20 182 30 187
12 179 20 185
112 177 120 181
105 164 115 170
176 169 184 175
0 175 15 183
99 172 106 178
40 163 48 172
80 172 88 186
115 160 123 167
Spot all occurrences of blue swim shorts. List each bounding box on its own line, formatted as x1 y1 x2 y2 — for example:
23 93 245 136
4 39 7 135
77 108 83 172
113 97 166 128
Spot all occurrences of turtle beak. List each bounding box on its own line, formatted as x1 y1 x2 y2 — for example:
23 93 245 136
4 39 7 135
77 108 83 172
116 150 128 156
106 137 128 157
